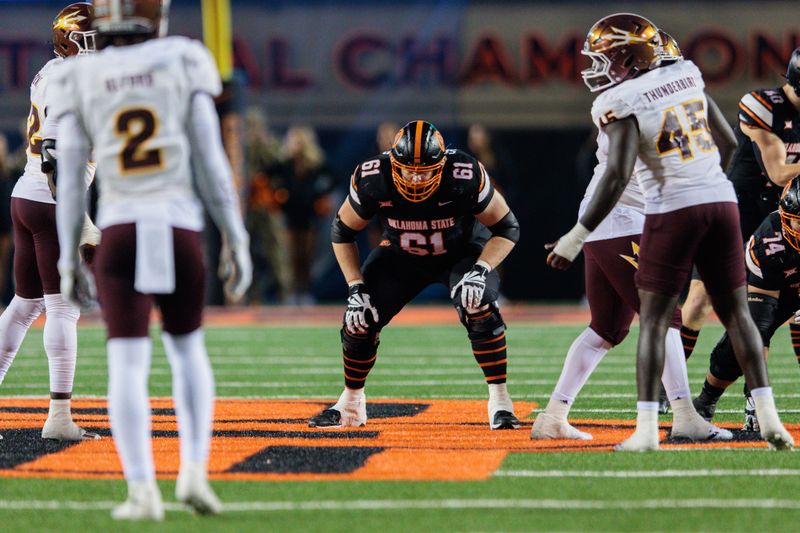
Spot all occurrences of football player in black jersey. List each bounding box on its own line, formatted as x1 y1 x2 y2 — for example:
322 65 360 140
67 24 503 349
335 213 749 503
693 177 800 431
680 49 800 390
308 120 521 430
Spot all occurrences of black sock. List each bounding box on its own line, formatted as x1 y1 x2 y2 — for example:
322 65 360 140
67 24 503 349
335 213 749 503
698 379 725 404
680 326 700 359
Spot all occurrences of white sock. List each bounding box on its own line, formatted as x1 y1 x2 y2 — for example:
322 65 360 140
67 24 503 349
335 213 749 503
661 328 691 400
488 382 513 413
552 327 610 404
636 401 659 432
48 398 72 420
334 387 365 409
162 329 215 464
543 397 571 420
0 296 44 383
108 337 155 482
43 294 80 395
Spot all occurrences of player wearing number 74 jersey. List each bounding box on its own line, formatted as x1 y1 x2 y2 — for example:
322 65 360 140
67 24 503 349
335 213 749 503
308 120 522 431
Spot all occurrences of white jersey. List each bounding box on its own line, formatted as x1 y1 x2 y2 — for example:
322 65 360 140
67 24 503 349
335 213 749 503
48 36 221 230
579 129 646 243
590 60 736 215
14 58 94 204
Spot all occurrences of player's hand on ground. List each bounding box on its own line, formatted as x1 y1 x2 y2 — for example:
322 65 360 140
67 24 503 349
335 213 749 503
451 263 489 309
545 241 573 270
59 262 97 311
345 283 378 334
220 240 253 303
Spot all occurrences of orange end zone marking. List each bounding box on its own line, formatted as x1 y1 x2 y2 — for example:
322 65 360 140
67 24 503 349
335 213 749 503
1 398 796 481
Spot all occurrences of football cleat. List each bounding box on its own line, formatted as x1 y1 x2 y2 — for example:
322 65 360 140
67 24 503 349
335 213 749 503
176 461 222 515
671 416 733 442
42 418 101 441
657 384 670 415
692 395 717 422
111 481 164 521
308 408 342 428
614 426 660 452
490 410 520 430
531 412 592 440
743 396 760 432
308 396 367 428
761 426 795 451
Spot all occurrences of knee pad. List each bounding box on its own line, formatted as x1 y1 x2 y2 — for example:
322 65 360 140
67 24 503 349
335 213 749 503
8 295 45 327
463 303 505 342
709 333 744 382
44 293 80 322
340 328 380 359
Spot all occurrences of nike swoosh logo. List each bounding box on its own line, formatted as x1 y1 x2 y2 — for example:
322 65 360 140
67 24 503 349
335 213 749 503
438 201 453 206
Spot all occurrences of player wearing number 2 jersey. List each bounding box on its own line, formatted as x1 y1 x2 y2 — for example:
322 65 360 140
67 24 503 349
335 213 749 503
48 0 252 521
547 13 793 451
308 120 522 431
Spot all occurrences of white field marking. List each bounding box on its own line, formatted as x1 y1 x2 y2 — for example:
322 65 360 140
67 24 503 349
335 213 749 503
2 498 800 512
495 469 800 479
564 408 800 415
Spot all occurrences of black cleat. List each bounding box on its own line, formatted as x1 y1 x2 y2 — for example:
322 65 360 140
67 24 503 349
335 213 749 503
693 395 717 421
658 384 670 414
308 408 342 428
491 410 520 430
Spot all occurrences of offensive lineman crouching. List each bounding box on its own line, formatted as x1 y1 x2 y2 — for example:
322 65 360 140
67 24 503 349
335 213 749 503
308 120 521 430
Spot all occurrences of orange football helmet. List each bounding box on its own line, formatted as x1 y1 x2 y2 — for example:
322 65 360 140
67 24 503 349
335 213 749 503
581 13 664 92
389 120 447 203
93 0 163 37
52 2 96 57
780 178 800 252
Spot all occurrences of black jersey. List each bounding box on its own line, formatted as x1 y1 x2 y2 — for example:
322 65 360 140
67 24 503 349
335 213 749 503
746 211 800 293
729 87 800 193
347 149 494 257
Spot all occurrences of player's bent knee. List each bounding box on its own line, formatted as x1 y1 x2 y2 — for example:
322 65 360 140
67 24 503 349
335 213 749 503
340 328 380 359
462 303 505 341
590 325 629 347
709 337 744 382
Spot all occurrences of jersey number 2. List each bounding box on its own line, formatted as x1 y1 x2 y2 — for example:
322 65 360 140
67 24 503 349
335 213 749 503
655 100 715 160
115 108 162 173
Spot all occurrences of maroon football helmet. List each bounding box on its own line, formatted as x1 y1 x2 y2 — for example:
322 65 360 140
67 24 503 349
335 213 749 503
52 2 96 57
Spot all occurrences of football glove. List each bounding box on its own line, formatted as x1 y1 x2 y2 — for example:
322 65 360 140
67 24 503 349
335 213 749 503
451 263 489 310
59 262 97 311
345 283 379 334
219 239 253 303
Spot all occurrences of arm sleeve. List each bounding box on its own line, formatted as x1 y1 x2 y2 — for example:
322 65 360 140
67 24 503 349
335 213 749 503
346 165 376 219
55 112 91 271
738 91 773 131
188 91 248 247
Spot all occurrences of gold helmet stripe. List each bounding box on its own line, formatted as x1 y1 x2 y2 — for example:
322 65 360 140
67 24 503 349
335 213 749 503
414 120 423 165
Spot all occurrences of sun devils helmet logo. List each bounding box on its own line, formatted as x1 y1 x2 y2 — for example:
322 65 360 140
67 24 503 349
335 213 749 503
389 121 447 203
780 178 800 252
581 13 664 92
52 2 96 57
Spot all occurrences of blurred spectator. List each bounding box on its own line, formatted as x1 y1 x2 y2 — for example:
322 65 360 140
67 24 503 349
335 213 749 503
0 133 20 304
268 125 335 305
244 107 291 303
467 124 518 204
375 120 399 153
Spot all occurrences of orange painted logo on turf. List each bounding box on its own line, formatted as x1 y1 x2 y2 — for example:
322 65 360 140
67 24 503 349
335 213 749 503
0 398 790 481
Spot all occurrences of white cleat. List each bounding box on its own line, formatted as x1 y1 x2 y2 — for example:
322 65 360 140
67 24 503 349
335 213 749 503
339 397 367 427
176 461 222 515
760 423 795 451
111 481 164 521
42 418 100 441
615 427 659 452
671 414 733 442
531 413 592 440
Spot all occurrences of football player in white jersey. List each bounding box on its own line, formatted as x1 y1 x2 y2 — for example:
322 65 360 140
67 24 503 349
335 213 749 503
547 13 793 451
50 0 252 521
0 2 100 442
533 32 732 444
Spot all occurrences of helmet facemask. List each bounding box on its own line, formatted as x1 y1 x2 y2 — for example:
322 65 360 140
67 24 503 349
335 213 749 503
581 43 616 92
389 156 446 203
69 29 97 55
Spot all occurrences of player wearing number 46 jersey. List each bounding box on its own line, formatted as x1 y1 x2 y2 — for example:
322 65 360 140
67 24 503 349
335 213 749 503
308 120 522 431
48 0 252 522
547 13 793 451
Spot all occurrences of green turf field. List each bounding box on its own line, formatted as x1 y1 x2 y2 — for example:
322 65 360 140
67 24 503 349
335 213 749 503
2 321 800 532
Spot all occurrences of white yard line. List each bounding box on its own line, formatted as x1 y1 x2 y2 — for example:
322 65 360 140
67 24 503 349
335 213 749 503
495 469 800 478
1 498 800 512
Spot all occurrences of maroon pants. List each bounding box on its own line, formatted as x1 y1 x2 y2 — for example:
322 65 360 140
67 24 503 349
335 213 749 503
585 234 681 346
635 202 746 297
11 198 60 298
93 224 206 339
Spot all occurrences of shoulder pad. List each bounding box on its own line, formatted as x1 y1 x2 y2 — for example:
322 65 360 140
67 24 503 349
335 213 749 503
739 90 774 131
182 39 222 97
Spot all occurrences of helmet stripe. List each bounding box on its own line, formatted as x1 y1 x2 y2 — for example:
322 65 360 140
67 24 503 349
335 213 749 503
414 120 423 165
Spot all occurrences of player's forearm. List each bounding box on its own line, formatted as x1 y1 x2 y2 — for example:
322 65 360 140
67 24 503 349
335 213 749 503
333 242 364 285
55 113 90 271
477 236 515 270
578 171 628 231
763 161 800 187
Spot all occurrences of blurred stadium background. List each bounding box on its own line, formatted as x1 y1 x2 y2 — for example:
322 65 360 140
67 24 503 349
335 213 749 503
1 0 797 306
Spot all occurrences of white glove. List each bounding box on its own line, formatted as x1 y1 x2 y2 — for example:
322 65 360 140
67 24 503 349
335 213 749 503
79 213 101 247
451 262 489 310
794 309 800 324
552 222 592 262
58 262 97 311
219 239 253 302
345 282 379 334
